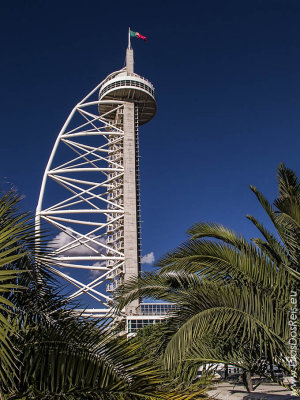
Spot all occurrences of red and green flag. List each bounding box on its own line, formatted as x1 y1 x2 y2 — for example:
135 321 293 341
130 29 147 42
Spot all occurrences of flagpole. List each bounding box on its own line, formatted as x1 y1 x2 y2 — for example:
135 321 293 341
128 27 131 49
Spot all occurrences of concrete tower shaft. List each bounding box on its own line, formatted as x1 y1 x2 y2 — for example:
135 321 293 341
98 48 156 314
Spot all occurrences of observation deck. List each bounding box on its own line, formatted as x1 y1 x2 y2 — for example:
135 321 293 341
98 51 156 125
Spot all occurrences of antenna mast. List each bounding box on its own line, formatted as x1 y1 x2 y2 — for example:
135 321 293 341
128 27 131 49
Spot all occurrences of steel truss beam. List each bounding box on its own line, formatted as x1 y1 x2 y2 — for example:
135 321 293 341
36 70 128 316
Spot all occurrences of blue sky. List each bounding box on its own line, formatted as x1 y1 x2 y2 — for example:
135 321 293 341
1 0 299 276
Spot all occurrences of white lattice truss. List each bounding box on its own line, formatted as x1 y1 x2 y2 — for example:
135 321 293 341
36 70 130 317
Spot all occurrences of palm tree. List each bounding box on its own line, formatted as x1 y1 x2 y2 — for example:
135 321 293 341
8 271 203 399
115 164 300 392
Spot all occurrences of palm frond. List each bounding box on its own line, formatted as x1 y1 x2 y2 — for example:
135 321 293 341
276 163 300 204
162 282 288 371
157 239 288 291
0 191 42 387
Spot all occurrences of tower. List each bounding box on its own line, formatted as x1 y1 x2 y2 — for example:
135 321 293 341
35 43 156 317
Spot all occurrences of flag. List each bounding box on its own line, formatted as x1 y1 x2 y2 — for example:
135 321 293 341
130 29 147 42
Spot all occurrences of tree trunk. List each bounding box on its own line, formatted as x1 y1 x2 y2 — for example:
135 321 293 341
224 365 228 379
242 370 253 392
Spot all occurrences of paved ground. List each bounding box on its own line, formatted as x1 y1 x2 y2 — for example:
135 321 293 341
206 381 299 399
